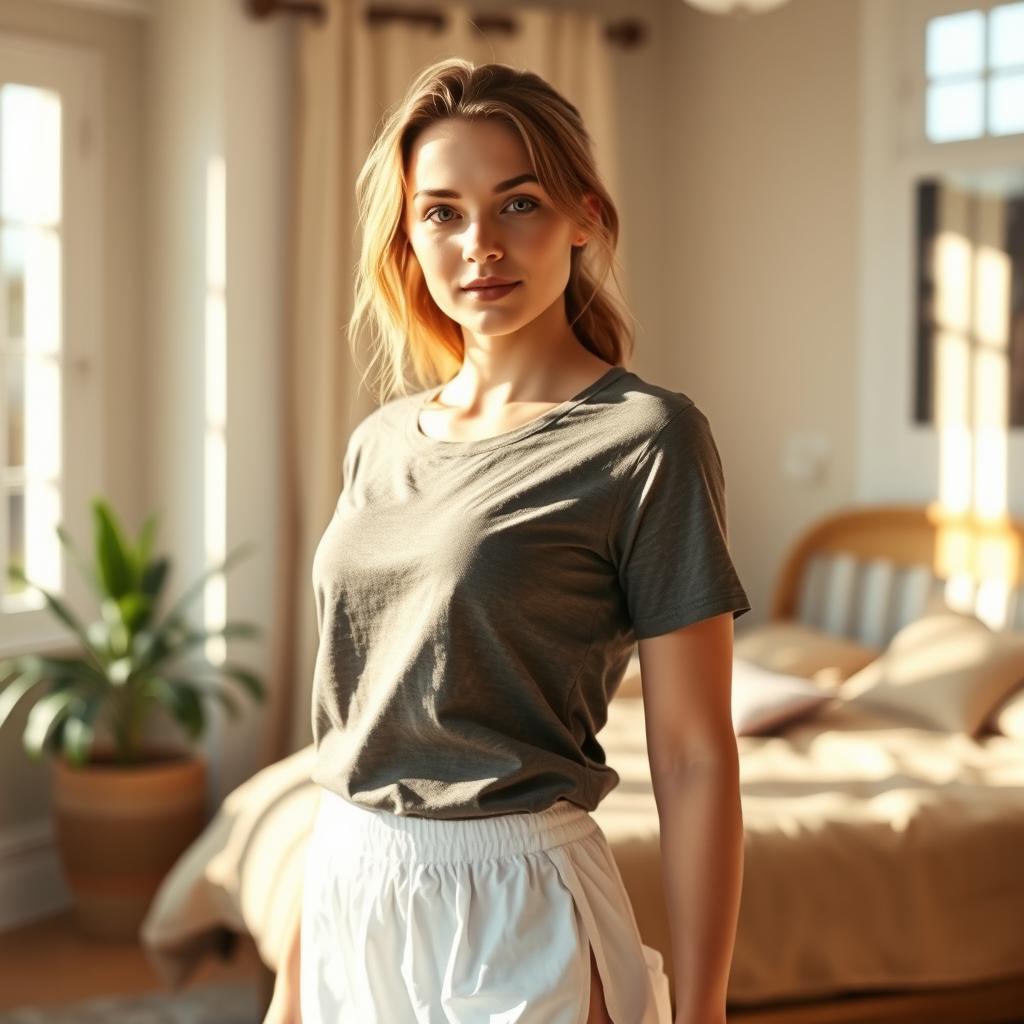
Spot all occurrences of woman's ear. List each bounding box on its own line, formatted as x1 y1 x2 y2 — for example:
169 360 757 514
573 192 601 247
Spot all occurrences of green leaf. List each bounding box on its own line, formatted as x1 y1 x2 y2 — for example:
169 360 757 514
118 592 152 634
0 668 49 732
139 557 170 607
130 615 186 675
24 689 77 759
148 677 206 742
146 541 258 651
166 676 244 721
59 692 107 767
6 566 107 675
108 657 133 687
55 523 104 599
93 498 138 599
28 655 108 691
136 619 261 678
208 662 267 701
136 512 159 572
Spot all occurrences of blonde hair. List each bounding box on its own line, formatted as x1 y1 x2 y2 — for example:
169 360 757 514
346 57 635 406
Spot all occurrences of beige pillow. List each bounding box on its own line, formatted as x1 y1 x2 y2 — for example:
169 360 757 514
986 682 1024 740
840 611 1024 735
733 620 882 688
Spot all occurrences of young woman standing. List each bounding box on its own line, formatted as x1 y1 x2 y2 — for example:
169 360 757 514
266 57 751 1024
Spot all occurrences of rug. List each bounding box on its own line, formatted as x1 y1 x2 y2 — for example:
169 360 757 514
0 981 262 1024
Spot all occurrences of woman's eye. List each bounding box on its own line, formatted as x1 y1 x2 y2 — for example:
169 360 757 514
424 196 539 224
425 206 456 224
507 196 539 214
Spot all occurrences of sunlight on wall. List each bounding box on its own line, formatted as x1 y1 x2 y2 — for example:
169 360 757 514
930 184 1020 628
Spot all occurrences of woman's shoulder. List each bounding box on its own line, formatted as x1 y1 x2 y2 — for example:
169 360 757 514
599 368 707 449
345 386 422 445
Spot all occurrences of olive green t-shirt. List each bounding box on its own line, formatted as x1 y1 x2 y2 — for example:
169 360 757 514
309 365 751 819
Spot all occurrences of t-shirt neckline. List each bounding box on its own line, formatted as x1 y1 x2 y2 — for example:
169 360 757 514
404 365 628 457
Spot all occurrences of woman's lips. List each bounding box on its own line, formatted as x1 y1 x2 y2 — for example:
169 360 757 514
462 282 521 301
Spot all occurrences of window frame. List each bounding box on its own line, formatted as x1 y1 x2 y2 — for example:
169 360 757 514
0 31 104 658
900 0 1024 154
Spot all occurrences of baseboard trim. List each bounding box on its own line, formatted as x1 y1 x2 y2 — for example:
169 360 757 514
0 817 72 933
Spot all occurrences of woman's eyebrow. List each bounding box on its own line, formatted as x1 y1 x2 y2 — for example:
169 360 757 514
413 173 539 200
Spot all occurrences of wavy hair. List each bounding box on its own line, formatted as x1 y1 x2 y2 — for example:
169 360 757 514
346 57 635 406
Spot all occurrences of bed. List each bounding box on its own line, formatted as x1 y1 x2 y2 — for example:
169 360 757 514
139 502 1024 1023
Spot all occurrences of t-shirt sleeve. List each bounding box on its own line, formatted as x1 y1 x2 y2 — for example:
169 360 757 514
609 401 751 640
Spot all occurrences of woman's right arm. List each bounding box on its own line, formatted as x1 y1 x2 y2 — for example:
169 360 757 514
262 895 303 1024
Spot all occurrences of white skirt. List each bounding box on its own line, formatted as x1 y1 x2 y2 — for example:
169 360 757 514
300 787 673 1024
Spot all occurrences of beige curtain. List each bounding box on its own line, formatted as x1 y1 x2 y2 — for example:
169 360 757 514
260 0 623 765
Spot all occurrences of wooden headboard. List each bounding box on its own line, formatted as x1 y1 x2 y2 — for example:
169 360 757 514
769 502 1024 648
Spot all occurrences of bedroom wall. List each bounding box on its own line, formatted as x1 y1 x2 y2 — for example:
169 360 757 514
666 0 863 628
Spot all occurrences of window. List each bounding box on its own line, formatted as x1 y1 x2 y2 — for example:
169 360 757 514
912 170 1024 428
924 2 1024 142
0 34 101 655
2 84 64 609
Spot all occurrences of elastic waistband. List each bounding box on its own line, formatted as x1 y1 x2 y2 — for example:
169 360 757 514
312 787 598 864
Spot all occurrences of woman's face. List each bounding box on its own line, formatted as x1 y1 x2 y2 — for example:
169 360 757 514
404 117 590 337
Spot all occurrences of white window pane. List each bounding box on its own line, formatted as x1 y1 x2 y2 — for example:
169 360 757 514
990 2 1024 69
23 477 60 593
0 84 61 226
927 10 986 78
21 226 61 355
24 354 61 480
989 71 1024 133
927 79 985 141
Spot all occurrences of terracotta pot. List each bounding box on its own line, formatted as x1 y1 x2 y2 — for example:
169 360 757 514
51 746 207 941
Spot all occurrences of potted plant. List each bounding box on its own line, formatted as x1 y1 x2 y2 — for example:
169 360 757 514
0 498 266 940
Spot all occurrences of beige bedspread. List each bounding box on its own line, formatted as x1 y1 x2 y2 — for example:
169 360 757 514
140 695 1024 1008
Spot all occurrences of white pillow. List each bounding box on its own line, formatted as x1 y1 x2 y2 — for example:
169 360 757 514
614 651 837 736
730 657 839 736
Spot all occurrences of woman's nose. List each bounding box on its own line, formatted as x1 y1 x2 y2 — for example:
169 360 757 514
462 223 503 262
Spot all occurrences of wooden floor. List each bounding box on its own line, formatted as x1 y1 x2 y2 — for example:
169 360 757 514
4 909 1024 1023
0 909 266 1013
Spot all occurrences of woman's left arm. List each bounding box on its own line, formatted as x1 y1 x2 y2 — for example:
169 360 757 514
637 610 744 1024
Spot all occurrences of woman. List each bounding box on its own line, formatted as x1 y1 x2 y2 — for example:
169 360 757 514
266 57 750 1024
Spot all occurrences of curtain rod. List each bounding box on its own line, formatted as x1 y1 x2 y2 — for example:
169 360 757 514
245 0 647 48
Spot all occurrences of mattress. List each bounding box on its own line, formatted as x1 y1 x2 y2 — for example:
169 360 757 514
597 693 1024 1006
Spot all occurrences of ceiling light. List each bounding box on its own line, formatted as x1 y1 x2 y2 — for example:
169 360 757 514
684 0 792 15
